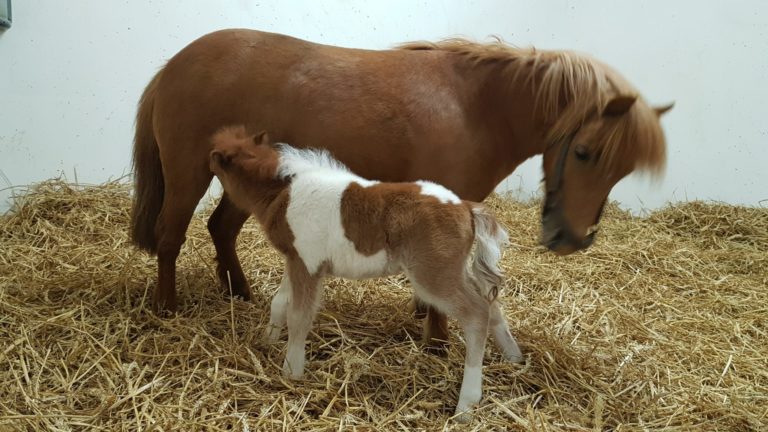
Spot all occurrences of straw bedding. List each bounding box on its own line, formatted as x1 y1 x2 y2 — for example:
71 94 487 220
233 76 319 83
0 179 766 431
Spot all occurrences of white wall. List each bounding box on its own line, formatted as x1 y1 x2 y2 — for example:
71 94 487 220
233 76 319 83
1 1 766 213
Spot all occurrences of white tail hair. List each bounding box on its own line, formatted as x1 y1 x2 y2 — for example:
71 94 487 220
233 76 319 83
470 206 509 301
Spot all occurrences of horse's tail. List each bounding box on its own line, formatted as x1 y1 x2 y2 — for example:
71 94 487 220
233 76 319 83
470 205 509 301
130 68 165 255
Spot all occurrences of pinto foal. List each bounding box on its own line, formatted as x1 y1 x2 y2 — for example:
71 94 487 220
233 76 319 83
209 126 524 418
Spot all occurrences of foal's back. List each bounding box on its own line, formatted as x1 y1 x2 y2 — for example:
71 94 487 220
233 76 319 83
282 152 475 279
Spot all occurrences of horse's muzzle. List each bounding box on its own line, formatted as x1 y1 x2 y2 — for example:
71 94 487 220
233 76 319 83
540 223 597 255
540 199 600 255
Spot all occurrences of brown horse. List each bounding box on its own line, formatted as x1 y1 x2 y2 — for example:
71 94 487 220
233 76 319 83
130 29 670 350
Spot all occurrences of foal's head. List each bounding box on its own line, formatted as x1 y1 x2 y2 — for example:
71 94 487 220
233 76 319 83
540 95 672 255
209 126 280 209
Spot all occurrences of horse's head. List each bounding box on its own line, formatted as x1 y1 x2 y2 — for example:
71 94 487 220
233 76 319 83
209 126 279 208
540 95 672 255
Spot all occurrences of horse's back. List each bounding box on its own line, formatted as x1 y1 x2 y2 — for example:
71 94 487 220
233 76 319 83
149 28 496 200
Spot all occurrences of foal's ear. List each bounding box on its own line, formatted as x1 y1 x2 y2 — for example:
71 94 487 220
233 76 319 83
654 102 674 117
210 150 231 169
253 131 271 146
602 94 637 117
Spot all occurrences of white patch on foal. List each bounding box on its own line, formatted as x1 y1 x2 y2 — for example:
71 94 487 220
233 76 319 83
279 146 392 279
416 180 461 204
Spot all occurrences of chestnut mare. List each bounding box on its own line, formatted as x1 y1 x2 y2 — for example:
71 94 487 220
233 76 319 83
130 29 670 350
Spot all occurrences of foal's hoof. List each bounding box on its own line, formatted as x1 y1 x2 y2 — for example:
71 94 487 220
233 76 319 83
505 353 526 364
263 325 282 344
453 408 475 424
282 361 304 380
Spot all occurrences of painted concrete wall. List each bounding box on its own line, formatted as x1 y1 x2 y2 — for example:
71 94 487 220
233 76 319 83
1 1 766 212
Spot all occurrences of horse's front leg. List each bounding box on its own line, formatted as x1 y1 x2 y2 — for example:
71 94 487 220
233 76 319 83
409 298 451 355
423 304 451 356
207 192 252 300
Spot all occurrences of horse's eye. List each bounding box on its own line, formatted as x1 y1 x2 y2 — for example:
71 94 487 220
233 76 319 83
574 145 590 162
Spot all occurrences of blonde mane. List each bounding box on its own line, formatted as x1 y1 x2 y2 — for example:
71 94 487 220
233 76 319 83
399 38 666 176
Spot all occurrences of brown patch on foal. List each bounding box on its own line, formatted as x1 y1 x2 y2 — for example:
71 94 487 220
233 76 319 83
340 181 476 354
340 182 421 256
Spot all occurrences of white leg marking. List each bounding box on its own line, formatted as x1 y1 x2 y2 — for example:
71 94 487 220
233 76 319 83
454 321 489 422
282 279 323 380
490 302 524 363
264 274 291 343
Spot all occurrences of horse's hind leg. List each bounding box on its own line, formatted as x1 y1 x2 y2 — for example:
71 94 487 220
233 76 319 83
153 170 211 314
207 192 252 300
424 306 450 356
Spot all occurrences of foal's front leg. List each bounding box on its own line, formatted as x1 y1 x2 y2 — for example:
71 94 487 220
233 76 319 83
283 262 323 379
263 274 291 343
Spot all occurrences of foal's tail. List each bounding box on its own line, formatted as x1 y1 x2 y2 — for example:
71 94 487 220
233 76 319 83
130 68 165 255
470 205 509 301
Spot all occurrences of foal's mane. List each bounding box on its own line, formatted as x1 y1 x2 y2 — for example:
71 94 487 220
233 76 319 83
276 145 351 179
399 38 666 176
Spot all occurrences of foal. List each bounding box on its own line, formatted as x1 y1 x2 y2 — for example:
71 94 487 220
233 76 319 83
209 126 524 418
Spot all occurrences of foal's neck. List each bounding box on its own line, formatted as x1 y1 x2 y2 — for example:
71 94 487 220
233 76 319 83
244 177 290 224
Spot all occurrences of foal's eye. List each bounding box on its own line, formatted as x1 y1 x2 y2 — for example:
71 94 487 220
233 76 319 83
574 145 590 162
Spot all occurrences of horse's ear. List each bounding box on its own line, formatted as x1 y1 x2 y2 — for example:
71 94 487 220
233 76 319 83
603 94 637 117
253 131 270 146
654 102 674 117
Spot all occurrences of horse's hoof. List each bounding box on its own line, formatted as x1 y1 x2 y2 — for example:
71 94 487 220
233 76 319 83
409 298 428 320
222 284 253 301
152 298 178 317
218 272 253 301
422 339 449 357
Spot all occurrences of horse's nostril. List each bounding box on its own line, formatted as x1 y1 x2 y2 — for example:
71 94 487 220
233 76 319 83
550 230 563 245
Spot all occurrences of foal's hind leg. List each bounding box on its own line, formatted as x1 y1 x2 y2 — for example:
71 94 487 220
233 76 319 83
489 301 524 363
153 169 211 314
409 270 490 421
208 192 252 300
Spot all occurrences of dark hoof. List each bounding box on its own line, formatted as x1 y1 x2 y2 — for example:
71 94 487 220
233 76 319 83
152 298 178 317
219 278 252 301
423 339 450 357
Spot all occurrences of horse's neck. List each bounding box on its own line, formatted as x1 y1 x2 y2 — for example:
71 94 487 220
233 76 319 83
472 59 552 165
